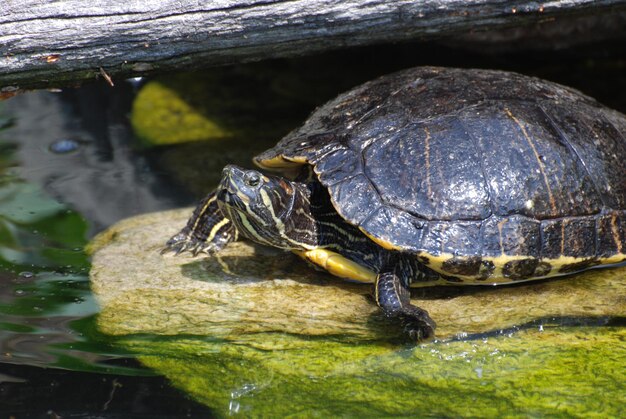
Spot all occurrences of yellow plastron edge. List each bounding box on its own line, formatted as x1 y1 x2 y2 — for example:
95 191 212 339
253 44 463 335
293 248 377 283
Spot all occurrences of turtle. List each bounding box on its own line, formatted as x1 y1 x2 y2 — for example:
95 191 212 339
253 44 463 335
165 66 626 340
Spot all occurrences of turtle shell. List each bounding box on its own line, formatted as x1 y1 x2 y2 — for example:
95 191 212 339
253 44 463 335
255 67 626 282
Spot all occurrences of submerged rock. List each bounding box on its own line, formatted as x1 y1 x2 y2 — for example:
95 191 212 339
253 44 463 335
89 209 626 416
129 66 313 147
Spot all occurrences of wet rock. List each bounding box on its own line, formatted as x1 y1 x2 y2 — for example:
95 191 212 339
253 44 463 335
89 209 389 343
90 209 625 342
89 209 626 416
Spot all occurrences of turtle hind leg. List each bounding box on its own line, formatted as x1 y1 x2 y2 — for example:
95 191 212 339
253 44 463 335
375 270 436 341
164 191 238 256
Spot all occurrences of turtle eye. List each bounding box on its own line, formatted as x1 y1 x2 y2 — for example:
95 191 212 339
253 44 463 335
244 172 261 187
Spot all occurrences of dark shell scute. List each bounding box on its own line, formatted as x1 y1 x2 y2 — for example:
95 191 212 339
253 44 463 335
419 221 483 257
503 258 539 280
363 117 491 221
359 206 425 252
596 211 626 258
544 107 626 210
540 217 597 259
459 101 603 220
314 147 360 186
441 257 495 279
558 259 602 274
480 215 541 258
327 174 383 223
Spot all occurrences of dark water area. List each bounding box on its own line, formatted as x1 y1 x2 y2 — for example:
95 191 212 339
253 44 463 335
0 39 625 417
1 362 213 418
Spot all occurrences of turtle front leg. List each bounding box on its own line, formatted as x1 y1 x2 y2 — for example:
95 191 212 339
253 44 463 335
375 269 436 341
164 191 238 255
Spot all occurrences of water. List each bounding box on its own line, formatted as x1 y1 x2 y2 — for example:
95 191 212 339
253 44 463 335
0 85 216 417
0 41 624 416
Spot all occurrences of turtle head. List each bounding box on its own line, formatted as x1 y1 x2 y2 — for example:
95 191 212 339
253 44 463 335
217 165 315 249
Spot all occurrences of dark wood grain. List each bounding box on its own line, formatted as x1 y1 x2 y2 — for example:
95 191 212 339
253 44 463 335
1 0 624 89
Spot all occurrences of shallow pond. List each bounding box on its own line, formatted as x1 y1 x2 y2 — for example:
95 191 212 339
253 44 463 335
0 42 625 417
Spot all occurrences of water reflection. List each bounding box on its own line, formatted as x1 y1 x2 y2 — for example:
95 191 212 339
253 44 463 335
0 179 115 370
0 271 95 367
0 86 186 373
4 84 192 236
48 138 81 154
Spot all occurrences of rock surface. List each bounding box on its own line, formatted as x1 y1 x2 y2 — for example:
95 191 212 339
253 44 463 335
89 209 626 416
90 209 625 341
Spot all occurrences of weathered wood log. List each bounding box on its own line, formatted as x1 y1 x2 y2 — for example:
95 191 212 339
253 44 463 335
1 0 625 90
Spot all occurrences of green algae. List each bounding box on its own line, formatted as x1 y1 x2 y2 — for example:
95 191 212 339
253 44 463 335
129 66 312 147
90 210 626 417
115 327 625 417
131 80 235 145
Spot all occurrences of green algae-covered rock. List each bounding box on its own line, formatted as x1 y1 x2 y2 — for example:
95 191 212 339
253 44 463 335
89 210 626 417
130 67 311 147
131 80 235 145
113 327 626 417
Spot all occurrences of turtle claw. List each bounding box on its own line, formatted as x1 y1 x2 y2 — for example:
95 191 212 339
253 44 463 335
162 233 200 256
163 232 227 256
191 242 212 256
174 244 190 256
163 191 237 257
399 307 436 342
404 320 436 342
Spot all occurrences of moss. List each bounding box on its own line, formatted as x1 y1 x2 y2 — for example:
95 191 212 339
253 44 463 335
131 81 235 145
116 327 625 417
129 65 314 147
